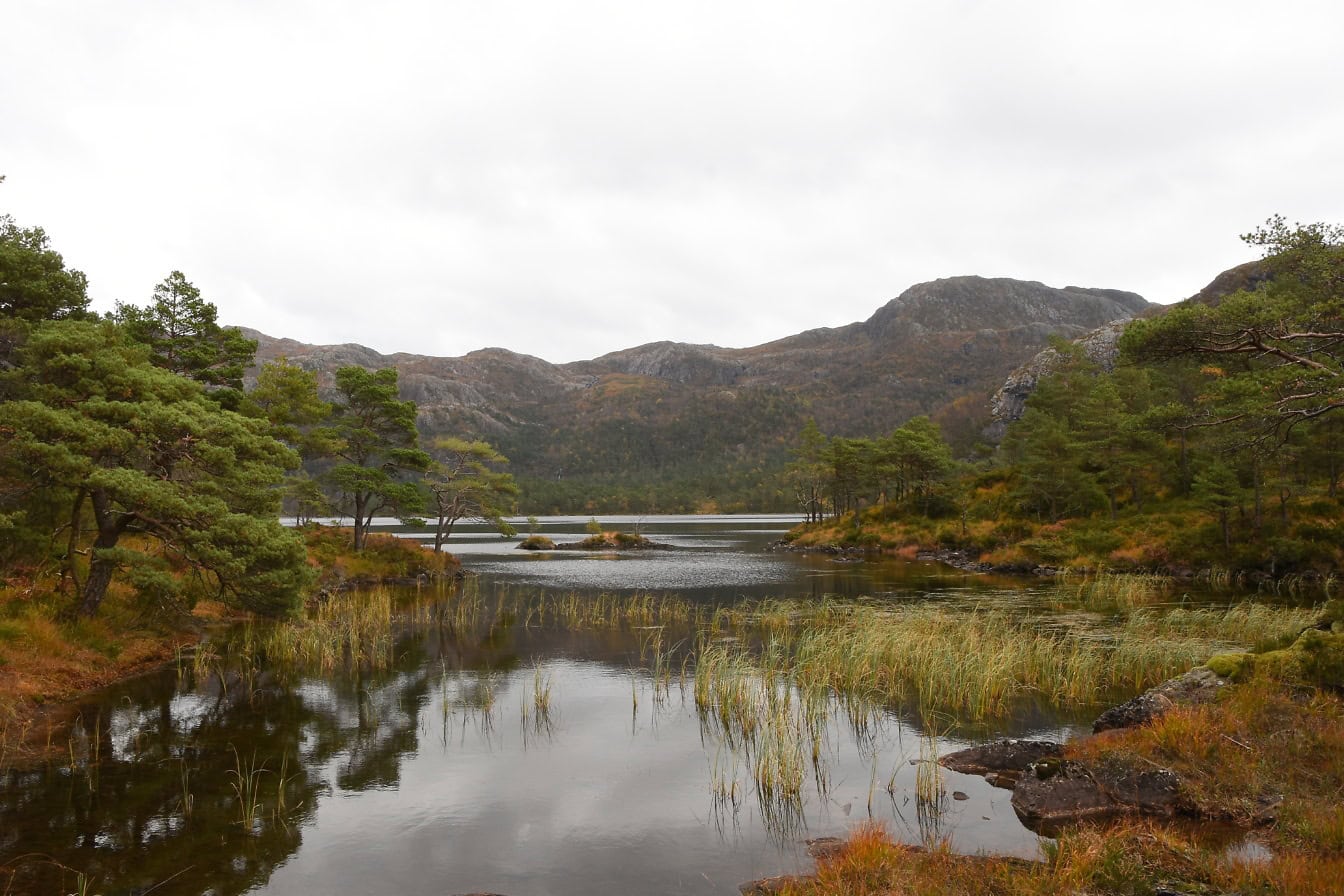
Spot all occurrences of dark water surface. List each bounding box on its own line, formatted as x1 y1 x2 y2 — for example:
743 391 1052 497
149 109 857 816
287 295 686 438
5 516 1102 895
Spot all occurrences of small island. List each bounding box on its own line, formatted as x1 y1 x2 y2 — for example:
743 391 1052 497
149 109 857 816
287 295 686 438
516 531 675 551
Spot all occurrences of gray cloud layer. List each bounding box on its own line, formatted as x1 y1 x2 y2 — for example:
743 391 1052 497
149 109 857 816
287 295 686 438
3 0 1342 361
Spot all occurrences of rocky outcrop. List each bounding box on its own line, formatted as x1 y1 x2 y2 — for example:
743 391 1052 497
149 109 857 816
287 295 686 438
984 258 1275 442
1010 756 1184 831
939 739 1064 787
1092 667 1230 733
986 319 1133 439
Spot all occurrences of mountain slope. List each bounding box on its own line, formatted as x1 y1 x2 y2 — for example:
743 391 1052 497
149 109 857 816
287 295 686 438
245 276 1151 512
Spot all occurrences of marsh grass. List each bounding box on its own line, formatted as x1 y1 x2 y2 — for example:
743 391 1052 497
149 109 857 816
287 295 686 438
228 746 266 833
437 585 1316 724
1063 571 1175 610
261 588 395 673
679 598 1321 722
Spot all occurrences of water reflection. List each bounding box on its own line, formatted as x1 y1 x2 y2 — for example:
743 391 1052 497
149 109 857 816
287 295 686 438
4 516 1096 896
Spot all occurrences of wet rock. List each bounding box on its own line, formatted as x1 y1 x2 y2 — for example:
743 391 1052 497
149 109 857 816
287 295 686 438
1092 757 1184 817
1012 755 1186 830
739 875 811 894
805 837 845 860
939 739 1063 783
1011 759 1117 828
1093 667 1229 733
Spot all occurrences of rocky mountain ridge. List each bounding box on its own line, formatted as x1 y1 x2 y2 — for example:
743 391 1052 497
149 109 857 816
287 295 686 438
245 275 1153 511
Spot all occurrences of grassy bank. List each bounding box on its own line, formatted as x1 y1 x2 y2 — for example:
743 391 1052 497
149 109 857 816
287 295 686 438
777 671 1344 895
769 608 1344 896
0 525 454 765
786 493 1344 585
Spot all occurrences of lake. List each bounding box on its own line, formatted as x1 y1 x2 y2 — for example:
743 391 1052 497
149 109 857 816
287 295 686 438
0 515 1181 895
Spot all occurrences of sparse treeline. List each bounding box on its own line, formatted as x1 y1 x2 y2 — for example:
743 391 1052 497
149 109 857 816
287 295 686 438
789 218 1344 577
0 201 515 619
786 417 956 523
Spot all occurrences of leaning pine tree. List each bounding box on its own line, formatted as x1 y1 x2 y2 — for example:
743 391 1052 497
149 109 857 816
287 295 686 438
0 320 311 618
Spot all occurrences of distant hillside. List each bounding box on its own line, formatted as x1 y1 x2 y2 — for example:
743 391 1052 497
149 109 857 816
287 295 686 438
245 276 1151 513
987 261 1272 438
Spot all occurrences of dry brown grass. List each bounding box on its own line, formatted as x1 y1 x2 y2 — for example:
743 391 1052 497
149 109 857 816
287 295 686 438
784 816 1344 896
782 675 1344 896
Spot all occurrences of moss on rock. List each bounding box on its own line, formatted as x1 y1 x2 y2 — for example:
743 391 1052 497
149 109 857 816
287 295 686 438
1204 652 1253 682
1247 628 1344 689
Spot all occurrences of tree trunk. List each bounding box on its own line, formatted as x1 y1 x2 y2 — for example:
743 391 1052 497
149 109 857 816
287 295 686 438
353 492 368 551
75 491 123 618
1252 458 1263 534
77 555 116 617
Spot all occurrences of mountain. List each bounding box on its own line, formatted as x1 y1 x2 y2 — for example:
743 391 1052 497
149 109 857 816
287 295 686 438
245 276 1152 512
987 261 1271 438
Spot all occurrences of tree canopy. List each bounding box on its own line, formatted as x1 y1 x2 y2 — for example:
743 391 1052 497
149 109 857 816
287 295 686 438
0 214 90 323
319 366 430 550
0 321 311 617
116 271 257 407
423 437 519 551
1123 217 1344 437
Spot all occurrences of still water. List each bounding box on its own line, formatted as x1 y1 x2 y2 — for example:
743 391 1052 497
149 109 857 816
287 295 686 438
4 516 1096 895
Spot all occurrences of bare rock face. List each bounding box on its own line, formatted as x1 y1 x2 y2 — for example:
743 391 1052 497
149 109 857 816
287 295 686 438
1092 667 1230 733
986 319 1132 440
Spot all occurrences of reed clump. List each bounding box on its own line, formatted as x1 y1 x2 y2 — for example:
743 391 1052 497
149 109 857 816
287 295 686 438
687 600 1317 721
257 588 395 674
1063 570 1176 610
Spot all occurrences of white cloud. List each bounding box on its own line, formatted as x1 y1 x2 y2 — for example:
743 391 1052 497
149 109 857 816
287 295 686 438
3 0 1342 361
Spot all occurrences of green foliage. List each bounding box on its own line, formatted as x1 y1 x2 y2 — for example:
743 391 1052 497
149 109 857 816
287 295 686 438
318 366 429 550
787 220 1344 578
243 357 333 457
116 271 257 408
1123 216 1344 435
422 437 519 551
784 417 958 524
0 214 90 322
0 320 311 617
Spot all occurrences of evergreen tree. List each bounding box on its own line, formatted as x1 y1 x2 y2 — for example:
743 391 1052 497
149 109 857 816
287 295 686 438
116 271 257 407
0 214 90 322
0 321 310 617
319 366 430 550
423 437 519 551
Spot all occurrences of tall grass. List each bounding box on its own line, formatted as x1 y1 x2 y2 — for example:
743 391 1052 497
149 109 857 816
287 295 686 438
1063 571 1175 610
260 588 395 673
685 600 1319 721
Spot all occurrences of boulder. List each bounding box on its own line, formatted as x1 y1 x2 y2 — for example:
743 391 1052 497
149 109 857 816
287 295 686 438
939 739 1063 786
1011 755 1185 831
1093 667 1229 733
1011 759 1117 828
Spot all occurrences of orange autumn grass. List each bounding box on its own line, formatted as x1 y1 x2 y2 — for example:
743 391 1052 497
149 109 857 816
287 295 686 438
785 674 1344 896
784 819 1344 896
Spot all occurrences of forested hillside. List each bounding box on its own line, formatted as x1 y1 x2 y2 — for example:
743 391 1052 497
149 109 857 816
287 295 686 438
248 278 1151 512
790 218 1344 579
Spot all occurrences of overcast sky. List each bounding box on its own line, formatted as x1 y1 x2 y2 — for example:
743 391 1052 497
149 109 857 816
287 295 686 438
3 1 1342 363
